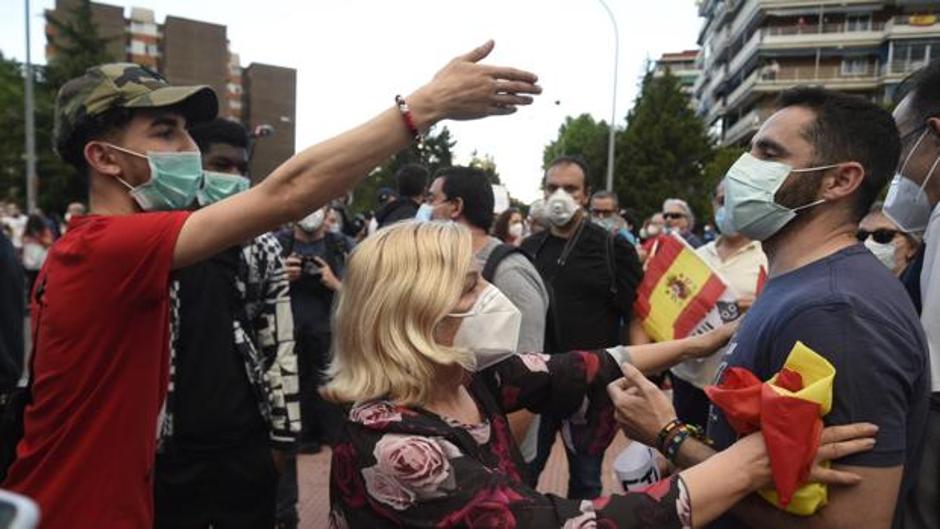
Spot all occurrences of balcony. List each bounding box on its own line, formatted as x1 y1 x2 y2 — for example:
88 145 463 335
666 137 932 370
727 29 762 77
755 64 880 93
887 14 940 38
722 108 765 146
762 21 885 49
884 59 930 79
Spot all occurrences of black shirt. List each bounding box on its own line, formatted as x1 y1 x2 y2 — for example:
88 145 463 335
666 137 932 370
0 233 24 392
172 247 267 450
279 231 352 334
375 198 419 228
522 220 643 354
707 245 929 529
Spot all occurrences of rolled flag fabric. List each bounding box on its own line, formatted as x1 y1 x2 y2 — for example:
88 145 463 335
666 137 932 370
705 341 835 515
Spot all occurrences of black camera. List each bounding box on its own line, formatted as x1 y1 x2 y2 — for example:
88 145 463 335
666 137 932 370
300 256 322 277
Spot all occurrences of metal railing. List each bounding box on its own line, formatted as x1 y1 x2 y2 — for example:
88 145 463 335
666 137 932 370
764 20 885 36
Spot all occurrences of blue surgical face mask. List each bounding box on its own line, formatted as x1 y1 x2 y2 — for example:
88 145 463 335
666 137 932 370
197 171 250 206
415 203 434 222
714 205 736 236
107 144 203 211
724 153 836 241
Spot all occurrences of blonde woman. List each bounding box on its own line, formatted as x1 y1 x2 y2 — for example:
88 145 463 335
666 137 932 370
321 221 875 528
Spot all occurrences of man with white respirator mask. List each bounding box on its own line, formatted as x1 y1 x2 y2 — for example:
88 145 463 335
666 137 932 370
521 155 643 500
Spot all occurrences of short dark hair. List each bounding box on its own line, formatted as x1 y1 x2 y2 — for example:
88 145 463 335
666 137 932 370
895 60 940 122
58 106 137 176
591 190 619 207
543 155 591 190
435 166 494 231
776 86 900 221
396 163 429 198
188 118 249 153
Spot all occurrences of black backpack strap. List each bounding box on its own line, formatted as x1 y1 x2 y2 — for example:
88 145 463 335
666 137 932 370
605 231 618 296
482 244 528 283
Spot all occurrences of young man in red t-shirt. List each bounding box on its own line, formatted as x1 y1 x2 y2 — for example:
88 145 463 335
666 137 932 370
2 44 540 529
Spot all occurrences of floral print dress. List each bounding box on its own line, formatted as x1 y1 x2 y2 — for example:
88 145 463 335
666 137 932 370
329 350 693 528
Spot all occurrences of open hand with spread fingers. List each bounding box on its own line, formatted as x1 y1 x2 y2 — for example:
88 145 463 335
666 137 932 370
407 40 542 126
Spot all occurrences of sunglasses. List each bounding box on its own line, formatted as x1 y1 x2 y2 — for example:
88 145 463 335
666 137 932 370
856 229 899 244
663 212 687 220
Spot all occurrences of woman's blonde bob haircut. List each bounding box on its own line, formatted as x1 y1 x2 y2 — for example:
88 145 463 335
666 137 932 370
320 220 476 407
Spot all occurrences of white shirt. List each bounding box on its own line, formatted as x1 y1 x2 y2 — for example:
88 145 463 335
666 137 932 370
921 205 940 392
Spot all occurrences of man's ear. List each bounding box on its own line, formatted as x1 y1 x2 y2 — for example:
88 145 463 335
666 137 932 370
451 197 465 221
84 141 123 178
821 162 865 202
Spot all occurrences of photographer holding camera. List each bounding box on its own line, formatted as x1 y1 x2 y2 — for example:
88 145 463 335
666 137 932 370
280 205 350 446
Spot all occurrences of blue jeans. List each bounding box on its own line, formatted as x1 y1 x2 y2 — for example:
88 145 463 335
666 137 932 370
527 414 604 500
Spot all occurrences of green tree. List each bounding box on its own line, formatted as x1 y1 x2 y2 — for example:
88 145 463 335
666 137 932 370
468 150 501 184
542 114 612 191
44 0 115 88
0 54 82 214
615 70 715 221
0 0 115 215
351 126 456 213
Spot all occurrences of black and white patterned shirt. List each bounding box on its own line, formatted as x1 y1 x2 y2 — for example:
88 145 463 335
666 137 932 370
160 232 300 450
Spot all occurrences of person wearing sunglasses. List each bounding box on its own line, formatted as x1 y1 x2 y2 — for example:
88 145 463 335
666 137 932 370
858 201 920 277
662 198 704 248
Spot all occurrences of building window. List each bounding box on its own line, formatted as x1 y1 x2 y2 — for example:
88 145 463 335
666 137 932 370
842 57 869 75
129 21 158 37
893 43 930 74
129 40 146 56
846 14 872 32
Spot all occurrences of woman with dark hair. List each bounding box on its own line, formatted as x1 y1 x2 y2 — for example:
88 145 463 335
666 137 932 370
492 207 525 246
21 213 53 293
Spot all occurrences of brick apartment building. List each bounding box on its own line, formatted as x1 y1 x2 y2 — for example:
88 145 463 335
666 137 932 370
46 0 296 180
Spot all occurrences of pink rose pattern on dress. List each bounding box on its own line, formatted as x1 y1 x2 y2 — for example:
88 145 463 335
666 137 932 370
331 442 367 508
519 353 549 373
349 400 405 428
362 435 458 510
436 485 524 528
330 350 686 528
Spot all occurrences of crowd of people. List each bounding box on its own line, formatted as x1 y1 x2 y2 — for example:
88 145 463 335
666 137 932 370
0 40 937 529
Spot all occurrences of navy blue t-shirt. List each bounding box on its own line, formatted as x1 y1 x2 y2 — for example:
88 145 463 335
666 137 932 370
706 245 929 529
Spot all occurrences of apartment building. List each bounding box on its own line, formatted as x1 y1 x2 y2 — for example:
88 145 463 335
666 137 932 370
654 49 702 96
694 0 940 146
45 0 295 178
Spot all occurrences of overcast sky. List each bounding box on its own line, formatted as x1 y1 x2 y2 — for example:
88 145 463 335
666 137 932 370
0 0 702 203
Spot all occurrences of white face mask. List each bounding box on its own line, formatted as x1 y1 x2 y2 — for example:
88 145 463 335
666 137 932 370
724 153 834 241
884 129 938 234
508 222 524 239
450 284 522 370
545 189 579 227
298 209 326 232
864 238 897 271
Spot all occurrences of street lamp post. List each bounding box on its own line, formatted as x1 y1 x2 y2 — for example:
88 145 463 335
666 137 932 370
24 0 38 212
597 0 619 192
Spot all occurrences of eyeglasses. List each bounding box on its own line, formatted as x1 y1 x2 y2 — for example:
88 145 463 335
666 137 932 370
662 212 687 220
856 229 899 244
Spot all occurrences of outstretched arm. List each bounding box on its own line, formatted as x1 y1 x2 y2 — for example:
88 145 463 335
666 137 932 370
172 41 540 269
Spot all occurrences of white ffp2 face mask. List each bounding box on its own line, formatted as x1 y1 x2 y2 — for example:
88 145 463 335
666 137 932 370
545 189 579 227
864 238 897 271
884 130 938 234
450 284 522 370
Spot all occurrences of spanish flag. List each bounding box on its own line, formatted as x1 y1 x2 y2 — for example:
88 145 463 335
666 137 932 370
633 234 729 342
705 342 836 515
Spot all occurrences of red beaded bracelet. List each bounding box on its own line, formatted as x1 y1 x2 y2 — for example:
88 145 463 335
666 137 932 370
395 95 421 141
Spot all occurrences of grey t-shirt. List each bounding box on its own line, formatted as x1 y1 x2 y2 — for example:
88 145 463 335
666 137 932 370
476 237 549 354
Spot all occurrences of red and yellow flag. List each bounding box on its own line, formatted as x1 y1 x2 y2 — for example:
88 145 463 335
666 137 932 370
633 234 729 342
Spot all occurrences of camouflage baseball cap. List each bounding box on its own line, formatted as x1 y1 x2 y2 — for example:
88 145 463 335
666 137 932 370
54 63 218 154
